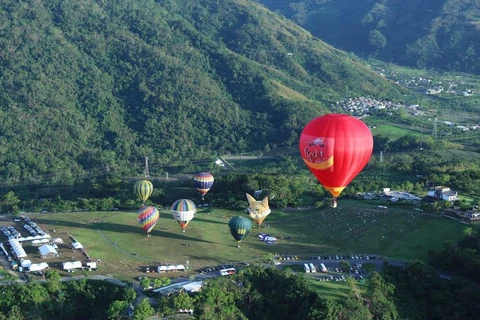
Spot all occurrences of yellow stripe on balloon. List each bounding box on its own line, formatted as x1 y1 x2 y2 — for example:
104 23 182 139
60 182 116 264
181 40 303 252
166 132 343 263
323 186 345 198
303 155 334 170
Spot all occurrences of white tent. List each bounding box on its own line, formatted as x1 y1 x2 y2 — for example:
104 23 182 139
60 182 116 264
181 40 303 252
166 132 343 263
182 281 202 292
176 265 186 272
63 261 82 270
157 266 168 273
38 244 58 258
72 242 84 250
52 238 64 244
9 239 27 258
32 239 50 246
29 263 49 272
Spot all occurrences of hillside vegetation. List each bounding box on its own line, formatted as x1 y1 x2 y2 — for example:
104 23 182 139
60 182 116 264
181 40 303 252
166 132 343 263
0 0 408 185
257 0 480 74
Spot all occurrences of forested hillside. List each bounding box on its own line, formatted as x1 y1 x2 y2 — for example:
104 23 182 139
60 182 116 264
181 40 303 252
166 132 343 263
257 0 480 74
0 0 407 185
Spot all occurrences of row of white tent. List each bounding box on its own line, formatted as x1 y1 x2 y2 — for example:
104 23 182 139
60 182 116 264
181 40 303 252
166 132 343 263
17 260 97 272
16 234 51 242
20 260 49 272
63 261 97 270
157 265 186 273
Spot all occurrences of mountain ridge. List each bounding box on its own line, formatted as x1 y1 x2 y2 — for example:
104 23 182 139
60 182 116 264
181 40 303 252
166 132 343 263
0 0 406 184
256 0 480 74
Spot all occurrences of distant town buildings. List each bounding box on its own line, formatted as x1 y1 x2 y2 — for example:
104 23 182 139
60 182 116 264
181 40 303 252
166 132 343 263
336 97 408 116
370 66 476 98
336 96 478 132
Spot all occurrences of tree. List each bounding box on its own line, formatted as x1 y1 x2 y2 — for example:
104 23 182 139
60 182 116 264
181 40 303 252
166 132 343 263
366 272 398 320
338 278 372 320
156 277 171 288
463 227 474 236
153 279 163 289
133 299 154 320
369 30 387 50
362 263 376 274
173 291 194 310
6 305 24 320
44 270 61 292
157 296 175 317
122 288 137 303
339 260 351 273
107 300 128 320
140 278 150 290
1 191 20 214
194 277 248 320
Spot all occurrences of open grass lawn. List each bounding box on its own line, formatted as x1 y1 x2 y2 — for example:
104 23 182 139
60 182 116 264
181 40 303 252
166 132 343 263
23 199 465 281
432 149 480 161
307 277 367 301
371 124 426 140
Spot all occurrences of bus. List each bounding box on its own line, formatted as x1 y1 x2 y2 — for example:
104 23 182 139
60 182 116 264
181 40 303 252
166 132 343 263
309 263 316 273
219 268 236 276
320 263 327 273
304 263 311 273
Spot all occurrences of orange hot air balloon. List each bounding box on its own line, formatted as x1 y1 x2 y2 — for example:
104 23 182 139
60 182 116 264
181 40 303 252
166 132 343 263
299 114 373 207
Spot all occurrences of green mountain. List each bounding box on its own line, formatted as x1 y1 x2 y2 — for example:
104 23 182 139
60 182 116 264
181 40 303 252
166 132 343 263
257 0 480 74
0 0 406 184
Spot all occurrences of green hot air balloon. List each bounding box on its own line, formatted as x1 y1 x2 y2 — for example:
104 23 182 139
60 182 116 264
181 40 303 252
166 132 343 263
228 216 252 248
134 180 153 205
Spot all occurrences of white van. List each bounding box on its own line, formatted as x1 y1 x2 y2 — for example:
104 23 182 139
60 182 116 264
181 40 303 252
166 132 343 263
309 263 316 273
304 263 311 273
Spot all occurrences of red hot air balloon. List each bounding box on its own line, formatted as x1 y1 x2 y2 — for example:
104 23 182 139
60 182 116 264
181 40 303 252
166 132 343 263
299 114 373 207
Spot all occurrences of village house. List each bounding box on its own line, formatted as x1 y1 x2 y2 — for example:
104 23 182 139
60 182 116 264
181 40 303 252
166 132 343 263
427 186 458 201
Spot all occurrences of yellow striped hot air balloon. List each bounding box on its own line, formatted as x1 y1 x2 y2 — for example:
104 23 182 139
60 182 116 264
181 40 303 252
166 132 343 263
134 180 153 205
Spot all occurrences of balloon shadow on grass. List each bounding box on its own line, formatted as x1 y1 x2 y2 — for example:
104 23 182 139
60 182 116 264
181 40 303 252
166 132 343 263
35 217 215 244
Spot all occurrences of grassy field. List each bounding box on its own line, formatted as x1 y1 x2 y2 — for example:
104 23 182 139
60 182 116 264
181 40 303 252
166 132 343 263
371 124 428 140
432 149 480 161
307 277 367 301
13 199 464 282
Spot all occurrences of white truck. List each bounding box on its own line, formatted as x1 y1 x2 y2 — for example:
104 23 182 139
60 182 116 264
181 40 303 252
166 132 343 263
320 263 327 273
304 263 311 273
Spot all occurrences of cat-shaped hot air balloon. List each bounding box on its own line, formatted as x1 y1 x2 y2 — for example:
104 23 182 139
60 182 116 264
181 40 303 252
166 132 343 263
245 193 271 227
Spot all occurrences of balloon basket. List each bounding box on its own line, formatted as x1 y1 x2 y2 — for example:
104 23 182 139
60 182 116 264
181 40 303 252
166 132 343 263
331 199 338 208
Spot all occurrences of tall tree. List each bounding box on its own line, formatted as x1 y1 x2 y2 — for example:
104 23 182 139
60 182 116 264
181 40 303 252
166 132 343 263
366 272 398 320
133 299 155 320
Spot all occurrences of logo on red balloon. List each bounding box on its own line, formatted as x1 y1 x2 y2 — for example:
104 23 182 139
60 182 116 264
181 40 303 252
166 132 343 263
301 137 334 170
